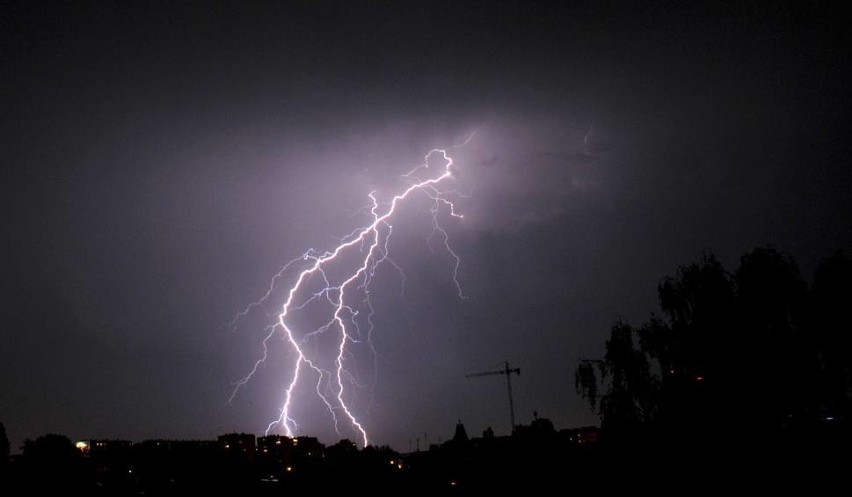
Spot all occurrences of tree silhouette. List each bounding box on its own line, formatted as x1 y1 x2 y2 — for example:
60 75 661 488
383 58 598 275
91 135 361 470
642 252 735 434
0 423 8 462
576 320 656 438
0 422 8 478
811 251 852 418
732 247 808 428
19 433 84 490
577 247 850 441
651 252 734 379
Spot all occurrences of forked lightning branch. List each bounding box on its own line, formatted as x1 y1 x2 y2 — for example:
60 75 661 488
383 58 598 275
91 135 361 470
229 137 474 447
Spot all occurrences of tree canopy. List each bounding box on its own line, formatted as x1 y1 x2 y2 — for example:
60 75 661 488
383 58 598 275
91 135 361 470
577 248 852 441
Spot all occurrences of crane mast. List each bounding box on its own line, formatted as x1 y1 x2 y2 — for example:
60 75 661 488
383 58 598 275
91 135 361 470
466 361 521 432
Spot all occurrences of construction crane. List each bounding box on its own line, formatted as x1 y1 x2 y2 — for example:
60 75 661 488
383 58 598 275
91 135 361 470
466 361 521 432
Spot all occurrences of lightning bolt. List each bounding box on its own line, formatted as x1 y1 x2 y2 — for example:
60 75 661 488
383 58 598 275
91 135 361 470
230 135 474 447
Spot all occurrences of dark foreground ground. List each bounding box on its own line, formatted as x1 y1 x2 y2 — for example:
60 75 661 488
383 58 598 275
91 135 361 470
3 422 850 495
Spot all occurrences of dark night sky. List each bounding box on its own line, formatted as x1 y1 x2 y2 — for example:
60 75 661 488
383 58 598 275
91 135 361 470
2 1 850 451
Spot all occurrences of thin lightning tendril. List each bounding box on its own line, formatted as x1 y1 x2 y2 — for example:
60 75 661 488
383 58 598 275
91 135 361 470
230 141 472 448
